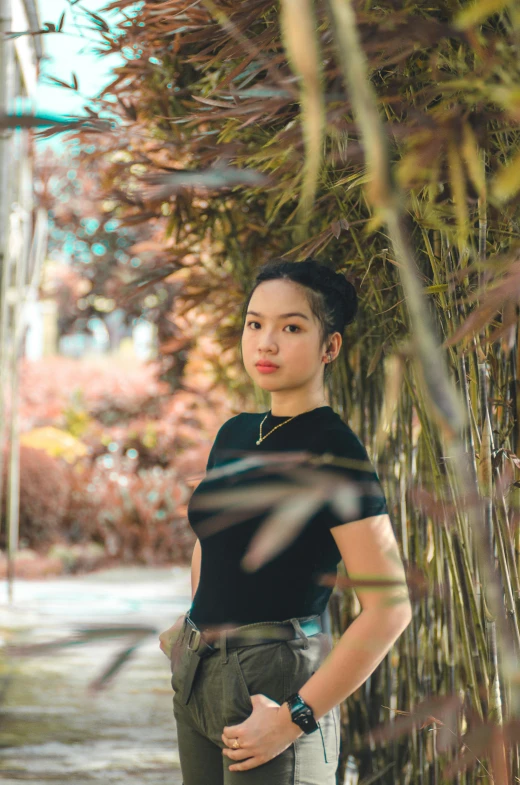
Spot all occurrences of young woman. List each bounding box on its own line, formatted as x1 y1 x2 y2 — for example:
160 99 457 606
159 258 412 784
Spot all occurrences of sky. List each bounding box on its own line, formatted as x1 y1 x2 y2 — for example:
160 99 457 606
34 0 126 149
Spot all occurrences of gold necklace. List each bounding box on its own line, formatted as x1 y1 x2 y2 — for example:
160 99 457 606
256 403 327 445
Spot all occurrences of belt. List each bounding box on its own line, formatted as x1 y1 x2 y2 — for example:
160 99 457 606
185 615 322 653
177 615 322 705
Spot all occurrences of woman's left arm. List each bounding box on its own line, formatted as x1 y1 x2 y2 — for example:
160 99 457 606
295 512 412 721
222 513 412 770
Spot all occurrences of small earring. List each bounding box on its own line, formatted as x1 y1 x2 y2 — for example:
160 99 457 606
326 353 332 362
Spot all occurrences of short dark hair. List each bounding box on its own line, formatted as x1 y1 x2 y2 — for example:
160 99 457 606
241 257 358 382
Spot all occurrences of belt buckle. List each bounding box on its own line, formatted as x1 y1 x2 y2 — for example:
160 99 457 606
187 628 201 652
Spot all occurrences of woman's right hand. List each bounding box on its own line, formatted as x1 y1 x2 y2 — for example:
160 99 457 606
159 612 186 659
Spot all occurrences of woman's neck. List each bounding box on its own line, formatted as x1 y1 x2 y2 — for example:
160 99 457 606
269 394 328 418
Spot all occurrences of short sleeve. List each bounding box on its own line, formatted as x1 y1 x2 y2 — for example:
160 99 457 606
313 426 388 528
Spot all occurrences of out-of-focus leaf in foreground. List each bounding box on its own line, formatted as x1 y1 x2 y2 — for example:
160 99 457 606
453 0 515 29
4 624 157 692
280 0 324 239
134 166 270 200
189 451 386 568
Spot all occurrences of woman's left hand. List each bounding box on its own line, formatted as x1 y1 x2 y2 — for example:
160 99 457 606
222 694 303 771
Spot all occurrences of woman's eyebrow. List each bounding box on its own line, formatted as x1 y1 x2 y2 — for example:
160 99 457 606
246 311 310 321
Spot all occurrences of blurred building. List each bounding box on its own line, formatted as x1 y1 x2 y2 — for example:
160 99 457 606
0 0 157 366
0 0 47 367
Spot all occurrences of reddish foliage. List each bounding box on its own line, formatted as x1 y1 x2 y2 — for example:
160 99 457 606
0 445 71 550
9 356 234 562
18 356 170 430
66 459 195 564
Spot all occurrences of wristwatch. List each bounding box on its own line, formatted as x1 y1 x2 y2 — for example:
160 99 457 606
285 692 319 734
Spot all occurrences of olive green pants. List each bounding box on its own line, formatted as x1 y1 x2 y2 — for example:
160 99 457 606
171 617 340 784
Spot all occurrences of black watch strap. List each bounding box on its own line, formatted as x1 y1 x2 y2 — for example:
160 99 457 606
285 692 319 734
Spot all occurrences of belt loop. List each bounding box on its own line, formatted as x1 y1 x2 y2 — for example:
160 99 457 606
220 629 228 664
289 618 310 649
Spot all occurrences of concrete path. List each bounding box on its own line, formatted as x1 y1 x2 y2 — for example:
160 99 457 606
0 565 192 784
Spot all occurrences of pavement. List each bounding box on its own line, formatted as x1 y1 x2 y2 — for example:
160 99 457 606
0 565 192 784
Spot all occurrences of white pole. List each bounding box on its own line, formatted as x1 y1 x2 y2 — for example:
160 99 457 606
7 205 27 598
0 0 14 551
6 106 42 600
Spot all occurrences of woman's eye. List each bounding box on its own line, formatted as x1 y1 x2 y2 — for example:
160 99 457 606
246 322 300 333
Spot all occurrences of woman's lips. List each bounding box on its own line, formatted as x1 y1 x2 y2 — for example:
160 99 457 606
256 363 279 374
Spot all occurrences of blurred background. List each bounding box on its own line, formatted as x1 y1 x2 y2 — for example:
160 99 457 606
2 0 520 784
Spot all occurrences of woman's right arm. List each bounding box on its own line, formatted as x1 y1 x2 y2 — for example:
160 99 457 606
191 537 201 600
158 538 202 658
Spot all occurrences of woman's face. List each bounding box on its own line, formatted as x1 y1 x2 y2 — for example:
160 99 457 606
241 279 327 393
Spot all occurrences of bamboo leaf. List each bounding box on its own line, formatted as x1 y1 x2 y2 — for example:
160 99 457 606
81 7 111 32
42 74 77 90
0 112 86 129
447 140 469 257
375 353 405 456
135 166 269 200
461 123 486 200
454 0 515 29
366 340 384 377
491 148 520 202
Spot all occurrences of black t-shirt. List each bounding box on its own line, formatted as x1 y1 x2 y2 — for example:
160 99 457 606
187 405 389 629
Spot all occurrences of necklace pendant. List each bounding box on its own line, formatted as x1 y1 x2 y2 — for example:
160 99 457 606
256 439 261 445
